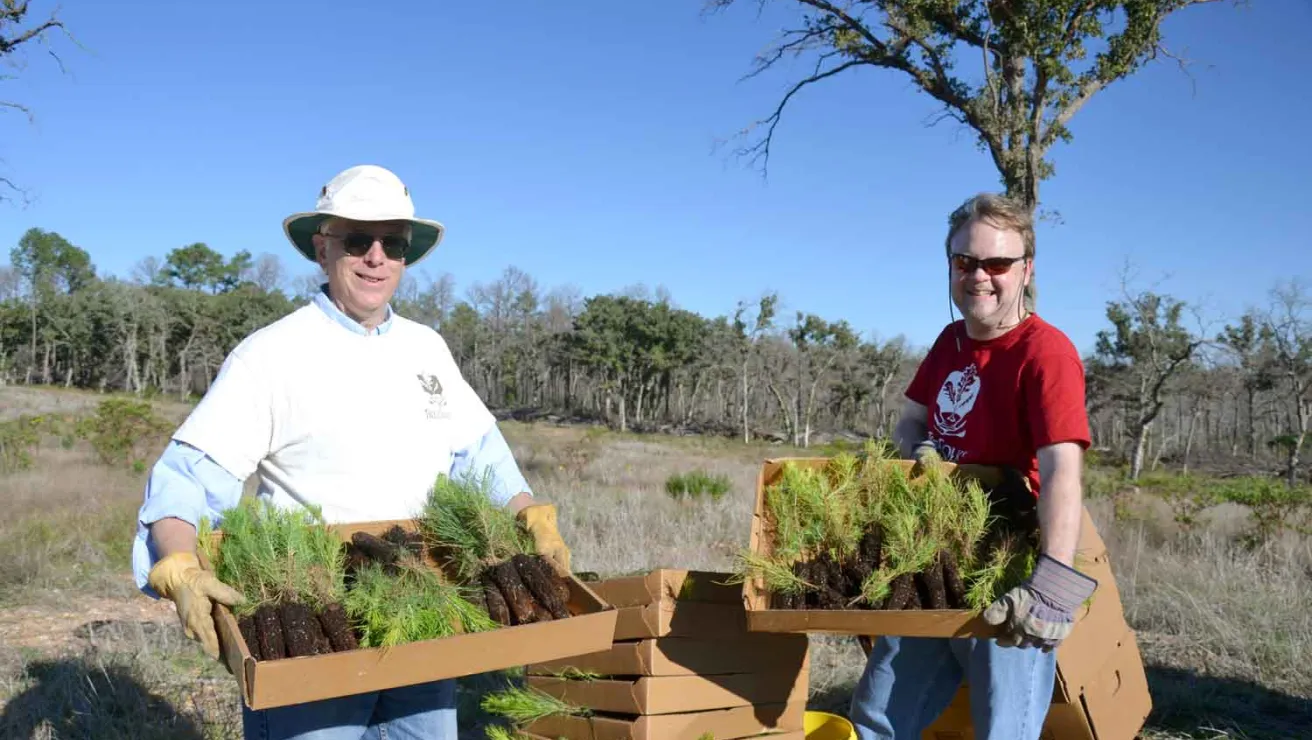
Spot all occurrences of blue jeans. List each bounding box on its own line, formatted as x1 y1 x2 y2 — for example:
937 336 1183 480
241 679 456 740
849 636 1056 740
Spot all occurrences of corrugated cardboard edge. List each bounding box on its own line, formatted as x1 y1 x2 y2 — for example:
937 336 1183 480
587 568 742 608
612 600 750 640
527 633 809 677
527 700 806 740
527 666 809 716
204 518 618 709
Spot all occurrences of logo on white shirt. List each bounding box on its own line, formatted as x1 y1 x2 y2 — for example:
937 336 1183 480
418 373 450 420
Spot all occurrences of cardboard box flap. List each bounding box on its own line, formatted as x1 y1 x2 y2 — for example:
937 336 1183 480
1077 628 1153 740
526 668 809 716
527 700 806 740
588 569 743 608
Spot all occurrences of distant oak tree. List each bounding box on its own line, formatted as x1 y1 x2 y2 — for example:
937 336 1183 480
709 0 1235 215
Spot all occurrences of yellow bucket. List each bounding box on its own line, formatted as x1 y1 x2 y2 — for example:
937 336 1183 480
804 710 856 740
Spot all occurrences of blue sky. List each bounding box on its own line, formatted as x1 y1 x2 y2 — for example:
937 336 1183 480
2 0 1308 355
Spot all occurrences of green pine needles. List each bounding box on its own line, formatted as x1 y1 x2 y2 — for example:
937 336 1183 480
419 469 536 583
343 560 498 648
200 497 346 618
733 442 1038 613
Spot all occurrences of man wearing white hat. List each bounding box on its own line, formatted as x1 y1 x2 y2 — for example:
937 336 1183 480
130 164 572 739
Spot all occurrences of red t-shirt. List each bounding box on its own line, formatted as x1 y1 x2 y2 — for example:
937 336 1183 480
905 315 1091 497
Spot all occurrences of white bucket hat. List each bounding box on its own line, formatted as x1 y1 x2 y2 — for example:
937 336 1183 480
282 164 445 267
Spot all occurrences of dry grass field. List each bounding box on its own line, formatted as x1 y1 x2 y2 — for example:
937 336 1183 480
0 387 1308 739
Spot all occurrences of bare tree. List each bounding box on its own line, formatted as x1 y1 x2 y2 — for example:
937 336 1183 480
1089 280 1206 480
2 1 76 201
1262 279 1312 487
249 253 287 294
130 256 164 286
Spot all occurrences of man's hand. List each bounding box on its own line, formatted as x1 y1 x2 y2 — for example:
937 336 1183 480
147 551 245 659
982 553 1096 651
517 503 571 577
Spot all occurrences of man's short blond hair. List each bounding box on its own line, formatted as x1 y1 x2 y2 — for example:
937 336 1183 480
944 193 1037 310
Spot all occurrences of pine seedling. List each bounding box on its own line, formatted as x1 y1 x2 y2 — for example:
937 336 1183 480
479 685 589 726
344 561 497 648
728 548 811 597
420 469 535 583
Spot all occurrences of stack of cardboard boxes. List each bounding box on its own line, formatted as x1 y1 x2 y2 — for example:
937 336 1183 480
522 568 810 740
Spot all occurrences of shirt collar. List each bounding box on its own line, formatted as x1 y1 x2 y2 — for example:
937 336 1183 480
312 284 395 336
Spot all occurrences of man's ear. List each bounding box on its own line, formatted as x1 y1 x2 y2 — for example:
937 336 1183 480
312 234 328 268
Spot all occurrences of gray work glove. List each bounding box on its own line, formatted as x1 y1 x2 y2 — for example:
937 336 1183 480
983 553 1096 651
912 439 939 467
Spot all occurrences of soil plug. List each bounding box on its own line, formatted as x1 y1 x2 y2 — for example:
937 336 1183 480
481 571 512 626
381 524 424 557
238 615 262 661
317 603 359 651
884 573 915 610
255 604 286 660
921 553 949 609
279 602 319 657
535 554 572 607
351 531 404 570
941 550 968 609
512 554 570 619
487 560 537 625
906 581 924 609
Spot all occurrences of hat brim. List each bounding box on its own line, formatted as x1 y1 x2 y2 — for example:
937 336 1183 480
282 213 444 267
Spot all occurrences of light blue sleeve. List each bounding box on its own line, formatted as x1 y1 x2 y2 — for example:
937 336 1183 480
131 439 246 598
449 423 533 506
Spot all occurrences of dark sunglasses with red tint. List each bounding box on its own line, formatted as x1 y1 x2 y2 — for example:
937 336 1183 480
949 253 1027 276
324 232 410 261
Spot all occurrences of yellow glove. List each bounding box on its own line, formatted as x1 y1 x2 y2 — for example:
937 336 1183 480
147 551 245 660
517 503 571 576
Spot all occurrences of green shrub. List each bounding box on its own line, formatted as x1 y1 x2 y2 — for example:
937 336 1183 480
1213 476 1312 548
74 398 173 470
665 470 731 501
0 415 42 473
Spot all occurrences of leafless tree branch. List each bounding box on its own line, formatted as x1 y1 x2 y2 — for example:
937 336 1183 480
733 56 868 177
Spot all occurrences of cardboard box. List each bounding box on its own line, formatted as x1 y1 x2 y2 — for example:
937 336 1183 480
526 700 806 740
527 634 810 678
584 568 753 640
585 568 745 607
742 457 1115 639
921 625 1152 740
525 658 809 715
203 519 618 710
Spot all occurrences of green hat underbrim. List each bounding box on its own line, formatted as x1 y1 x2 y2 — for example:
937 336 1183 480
283 213 443 267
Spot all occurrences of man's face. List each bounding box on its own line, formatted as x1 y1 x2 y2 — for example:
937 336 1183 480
313 218 408 328
948 217 1032 339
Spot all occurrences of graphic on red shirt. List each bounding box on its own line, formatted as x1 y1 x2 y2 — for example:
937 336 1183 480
932 362 979 455
905 316 1091 496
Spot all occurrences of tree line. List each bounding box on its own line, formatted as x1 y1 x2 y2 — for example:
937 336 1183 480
2 227 1308 486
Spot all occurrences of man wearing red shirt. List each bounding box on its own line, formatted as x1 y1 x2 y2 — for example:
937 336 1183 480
848 193 1097 740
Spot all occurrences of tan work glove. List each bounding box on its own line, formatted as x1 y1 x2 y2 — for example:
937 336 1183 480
517 503 571 576
983 553 1097 651
147 551 245 659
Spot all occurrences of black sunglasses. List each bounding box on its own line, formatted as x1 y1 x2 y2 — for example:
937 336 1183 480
324 231 410 261
949 253 1027 276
